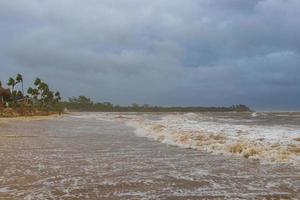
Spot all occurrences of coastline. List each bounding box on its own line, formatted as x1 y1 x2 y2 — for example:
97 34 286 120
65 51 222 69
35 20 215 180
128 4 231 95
0 113 63 122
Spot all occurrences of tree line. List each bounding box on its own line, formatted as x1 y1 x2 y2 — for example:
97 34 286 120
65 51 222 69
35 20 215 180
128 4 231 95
1 75 252 113
64 96 252 112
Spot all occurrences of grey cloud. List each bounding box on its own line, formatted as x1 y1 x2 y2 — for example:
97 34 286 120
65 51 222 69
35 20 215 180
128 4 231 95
0 0 299 109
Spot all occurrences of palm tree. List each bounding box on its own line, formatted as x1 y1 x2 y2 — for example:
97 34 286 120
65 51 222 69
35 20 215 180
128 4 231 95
55 91 61 98
35 81 49 107
54 91 61 102
29 77 61 109
39 82 49 98
38 82 48 92
7 77 17 103
27 87 33 97
34 78 41 86
32 89 39 100
7 77 16 92
16 74 24 94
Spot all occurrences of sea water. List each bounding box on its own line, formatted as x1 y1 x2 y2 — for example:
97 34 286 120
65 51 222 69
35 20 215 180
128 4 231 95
0 112 299 199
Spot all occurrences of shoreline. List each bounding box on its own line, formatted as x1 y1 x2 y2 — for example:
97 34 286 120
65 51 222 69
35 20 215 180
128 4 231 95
0 113 63 122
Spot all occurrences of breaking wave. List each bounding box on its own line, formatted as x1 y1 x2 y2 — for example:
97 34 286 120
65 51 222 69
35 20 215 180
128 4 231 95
72 112 300 164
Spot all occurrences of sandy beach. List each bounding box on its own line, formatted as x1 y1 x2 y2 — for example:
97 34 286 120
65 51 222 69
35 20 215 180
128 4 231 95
0 113 299 199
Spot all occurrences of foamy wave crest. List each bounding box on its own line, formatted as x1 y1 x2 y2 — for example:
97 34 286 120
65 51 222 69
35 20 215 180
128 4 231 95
94 113 300 164
251 112 258 117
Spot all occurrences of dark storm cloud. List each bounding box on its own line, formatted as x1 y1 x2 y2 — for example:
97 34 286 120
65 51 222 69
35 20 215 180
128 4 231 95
0 0 299 110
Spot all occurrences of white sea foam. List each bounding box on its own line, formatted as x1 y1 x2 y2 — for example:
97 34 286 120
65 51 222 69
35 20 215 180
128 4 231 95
69 112 300 163
0 187 11 193
251 112 258 117
88 112 300 164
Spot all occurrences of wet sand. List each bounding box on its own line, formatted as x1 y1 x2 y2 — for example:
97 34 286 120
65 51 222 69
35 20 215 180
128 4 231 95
0 115 299 199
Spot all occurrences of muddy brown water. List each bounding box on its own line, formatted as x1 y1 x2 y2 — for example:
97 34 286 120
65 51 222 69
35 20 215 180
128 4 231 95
0 115 299 199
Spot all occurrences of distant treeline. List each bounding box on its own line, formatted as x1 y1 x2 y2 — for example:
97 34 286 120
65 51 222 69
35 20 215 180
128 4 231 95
64 96 252 112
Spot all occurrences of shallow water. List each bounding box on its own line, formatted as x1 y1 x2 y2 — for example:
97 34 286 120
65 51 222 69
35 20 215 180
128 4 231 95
0 114 299 199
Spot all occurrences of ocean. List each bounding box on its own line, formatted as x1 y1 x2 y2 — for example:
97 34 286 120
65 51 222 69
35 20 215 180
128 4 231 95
0 112 299 199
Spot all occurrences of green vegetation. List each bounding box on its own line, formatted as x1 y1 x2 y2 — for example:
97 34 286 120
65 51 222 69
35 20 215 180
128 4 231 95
0 74 62 116
27 78 61 109
64 96 251 112
1 74 251 115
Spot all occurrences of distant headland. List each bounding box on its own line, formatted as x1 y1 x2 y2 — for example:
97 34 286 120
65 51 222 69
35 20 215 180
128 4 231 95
64 96 251 112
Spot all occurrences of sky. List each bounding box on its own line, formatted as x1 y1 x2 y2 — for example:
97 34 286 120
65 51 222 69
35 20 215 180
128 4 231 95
0 0 299 110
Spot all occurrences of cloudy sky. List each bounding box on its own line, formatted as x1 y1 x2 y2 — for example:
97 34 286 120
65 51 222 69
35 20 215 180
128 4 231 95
0 0 299 110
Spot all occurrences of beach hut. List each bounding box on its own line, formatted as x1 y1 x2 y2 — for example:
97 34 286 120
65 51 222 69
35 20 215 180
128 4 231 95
0 86 11 107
